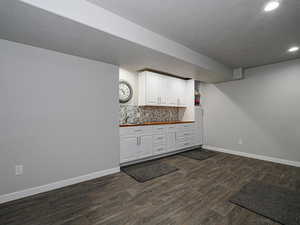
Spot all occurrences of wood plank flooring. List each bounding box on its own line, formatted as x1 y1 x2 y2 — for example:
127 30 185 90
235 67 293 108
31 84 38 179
1 152 299 225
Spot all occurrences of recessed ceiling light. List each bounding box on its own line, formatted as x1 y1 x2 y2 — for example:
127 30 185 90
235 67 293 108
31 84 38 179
288 46 299 53
264 1 280 12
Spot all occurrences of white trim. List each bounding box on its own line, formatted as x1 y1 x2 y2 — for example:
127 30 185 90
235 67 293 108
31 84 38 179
203 145 300 167
0 167 120 204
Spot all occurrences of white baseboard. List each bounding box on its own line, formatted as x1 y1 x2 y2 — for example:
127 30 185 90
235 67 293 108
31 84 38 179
0 167 120 205
203 145 300 167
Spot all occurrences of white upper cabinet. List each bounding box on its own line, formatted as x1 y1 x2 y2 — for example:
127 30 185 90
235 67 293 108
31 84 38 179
173 78 187 107
139 71 187 107
145 72 161 105
166 77 179 106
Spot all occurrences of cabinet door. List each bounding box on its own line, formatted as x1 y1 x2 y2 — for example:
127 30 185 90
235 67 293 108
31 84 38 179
172 79 186 107
177 79 187 107
137 135 153 159
166 132 177 152
146 72 168 106
166 77 178 106
158 75 167 105
120 136 139 163
146 73 160 105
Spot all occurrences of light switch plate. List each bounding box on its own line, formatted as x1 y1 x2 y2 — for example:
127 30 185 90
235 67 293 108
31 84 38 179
15 165 23 176
238 138 243 145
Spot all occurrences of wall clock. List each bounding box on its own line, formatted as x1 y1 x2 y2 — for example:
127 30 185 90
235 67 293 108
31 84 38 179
119 80 133 103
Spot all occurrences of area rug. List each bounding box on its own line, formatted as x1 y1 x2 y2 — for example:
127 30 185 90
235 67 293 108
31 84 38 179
179 148 217 161
230 181 300 225
121 160 178 183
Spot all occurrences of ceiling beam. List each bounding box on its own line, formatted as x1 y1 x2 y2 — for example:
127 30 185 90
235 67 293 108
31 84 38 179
19 0 233 81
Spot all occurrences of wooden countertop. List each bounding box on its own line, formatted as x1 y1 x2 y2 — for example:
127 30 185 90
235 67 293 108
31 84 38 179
120 121 195 127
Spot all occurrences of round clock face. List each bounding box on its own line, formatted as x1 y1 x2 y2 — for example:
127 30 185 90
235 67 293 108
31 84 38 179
119 80 133 103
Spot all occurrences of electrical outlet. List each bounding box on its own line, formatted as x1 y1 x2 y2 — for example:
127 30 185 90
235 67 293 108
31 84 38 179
238 138 243 145
15 165 23 176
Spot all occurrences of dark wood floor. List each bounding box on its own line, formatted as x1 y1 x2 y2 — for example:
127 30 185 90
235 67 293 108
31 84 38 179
1 152 299 225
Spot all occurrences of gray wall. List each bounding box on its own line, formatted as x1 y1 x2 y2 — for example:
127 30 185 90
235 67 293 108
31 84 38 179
203 58 300 162
0 39 120 196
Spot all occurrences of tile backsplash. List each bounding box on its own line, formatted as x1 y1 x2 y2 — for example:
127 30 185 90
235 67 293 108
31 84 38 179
120 105 179 124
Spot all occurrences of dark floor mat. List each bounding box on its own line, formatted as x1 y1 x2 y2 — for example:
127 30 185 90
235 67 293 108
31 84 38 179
230 181 300 225
121 160 178 183
179 148 217 161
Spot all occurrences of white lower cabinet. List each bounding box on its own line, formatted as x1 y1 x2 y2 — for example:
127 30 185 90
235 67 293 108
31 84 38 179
166 132 177 152
153 144 166 155
120 136 140 163
120 123 199 163
120 135 153 163
152 134 166 155
138 135 153 159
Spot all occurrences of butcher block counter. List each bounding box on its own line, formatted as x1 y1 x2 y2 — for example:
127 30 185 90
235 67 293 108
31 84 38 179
119 121 194 127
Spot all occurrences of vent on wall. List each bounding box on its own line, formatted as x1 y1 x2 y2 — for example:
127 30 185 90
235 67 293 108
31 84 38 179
233 68 244 80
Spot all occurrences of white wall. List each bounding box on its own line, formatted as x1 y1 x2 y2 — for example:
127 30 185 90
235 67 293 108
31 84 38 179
0 39 120 197
203 59 300 163
119 69 139 105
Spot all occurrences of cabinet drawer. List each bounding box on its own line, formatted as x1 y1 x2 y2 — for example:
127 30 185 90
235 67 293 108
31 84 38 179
178 132 195 141
178 124 195 130
152 125 166 134
183 142 193 148
177 141 192 149
182 131 194 137
187 133 196 140
120 126 153 136
176 134 185 141
167 125 179 132
153 145 166 155
153 134 165 142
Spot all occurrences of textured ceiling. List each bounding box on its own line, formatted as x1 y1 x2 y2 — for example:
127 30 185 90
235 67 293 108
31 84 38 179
89 0 300 68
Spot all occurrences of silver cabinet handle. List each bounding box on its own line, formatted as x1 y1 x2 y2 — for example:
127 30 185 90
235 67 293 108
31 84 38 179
136 136 141 145
157 137 164 140
175 132 177 140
